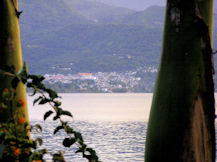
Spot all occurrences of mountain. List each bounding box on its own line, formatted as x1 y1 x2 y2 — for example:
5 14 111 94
19 0 89 34
99 0 217 13
63 0 134 24
22 24 163 74
121 6 165 27
19 0 164 74
19 0 217 76
96 0 165 11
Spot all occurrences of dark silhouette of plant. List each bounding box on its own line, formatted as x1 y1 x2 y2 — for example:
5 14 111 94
0 63 100 162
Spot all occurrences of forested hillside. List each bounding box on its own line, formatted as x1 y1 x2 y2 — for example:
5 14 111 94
18 0 217 92
19 0 165 74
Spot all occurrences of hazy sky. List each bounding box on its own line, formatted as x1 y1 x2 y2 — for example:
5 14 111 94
99 0 166 11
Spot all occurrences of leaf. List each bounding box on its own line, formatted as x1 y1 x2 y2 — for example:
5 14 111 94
86 148 98 160
3 65 15 74
54 101 61 107
33 96 42 105
18 62 28 84
75 132 83 143
28 74 45 83
60 110 73 118
65 127 74 134
11 77 20 89
44 110 54 121
52 151 65 162
75 149 83 153
62 138 76 148
53 115 60 121
53 125 64 135
83 154 92 161
46 88 58 100
40 148 48 154
39 98 50 105
36 138 43 146
35 124 42 132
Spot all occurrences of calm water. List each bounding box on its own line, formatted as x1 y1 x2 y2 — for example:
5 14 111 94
28 93 217 161
28 93 151 161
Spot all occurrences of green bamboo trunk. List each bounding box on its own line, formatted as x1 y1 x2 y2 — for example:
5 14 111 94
145 0 215 161
0 0 29 123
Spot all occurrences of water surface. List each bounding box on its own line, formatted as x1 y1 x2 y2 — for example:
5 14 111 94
28 93 151 161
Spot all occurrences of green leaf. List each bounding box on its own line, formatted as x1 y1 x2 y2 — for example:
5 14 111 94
38 148 48 154
44 110 54 121
53 115 60 121
33 96 43 105
46 88 58 100
60 110 73 118
18 62 28 84
62 138 76 148
86 148 98 160
65 126 74 134
11 77 20 89
52 151 65 162
36 138 43 146
75 132 83 143
54 101 61 107
22 142 36 149
28 74 45 83
75 148 83 153
35 124 42 132
3 65 15 74
39 98 50 105
83 154 92 161
53 125 64 135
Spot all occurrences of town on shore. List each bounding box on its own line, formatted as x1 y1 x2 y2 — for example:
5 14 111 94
44 67 157 93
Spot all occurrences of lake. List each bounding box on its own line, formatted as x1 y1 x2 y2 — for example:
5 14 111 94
28 93 217 161
28 93 152 161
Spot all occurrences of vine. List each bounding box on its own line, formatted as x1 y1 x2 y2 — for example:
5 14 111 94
0 62 100 162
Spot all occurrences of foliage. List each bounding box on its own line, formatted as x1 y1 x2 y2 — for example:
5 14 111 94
0 63 100 162
19 1 217 90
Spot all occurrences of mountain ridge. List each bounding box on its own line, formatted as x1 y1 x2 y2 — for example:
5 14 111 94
19 0 217 75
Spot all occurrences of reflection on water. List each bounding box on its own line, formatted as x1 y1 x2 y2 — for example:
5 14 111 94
28 93 217 161
28 93 150 161
31 121 147 162
28 93 152 122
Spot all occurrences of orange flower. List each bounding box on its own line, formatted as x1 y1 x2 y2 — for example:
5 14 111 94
19 99 25 107
18 117 25 124
3 128 7 133
11 146 16 151
10 141 16 145
11 88 16 93
4 88 8 93
14 148 21 156
32 160 42 162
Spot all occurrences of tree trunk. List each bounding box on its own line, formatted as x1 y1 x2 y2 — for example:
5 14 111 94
0 0 29 124
145 0 215 162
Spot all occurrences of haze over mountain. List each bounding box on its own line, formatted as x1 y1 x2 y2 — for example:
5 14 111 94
96 0 166 11
63 0 134 23
19 0 217 76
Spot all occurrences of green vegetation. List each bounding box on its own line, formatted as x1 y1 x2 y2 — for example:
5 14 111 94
0 64 99 161
22 24 162 74
19 0 217 80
